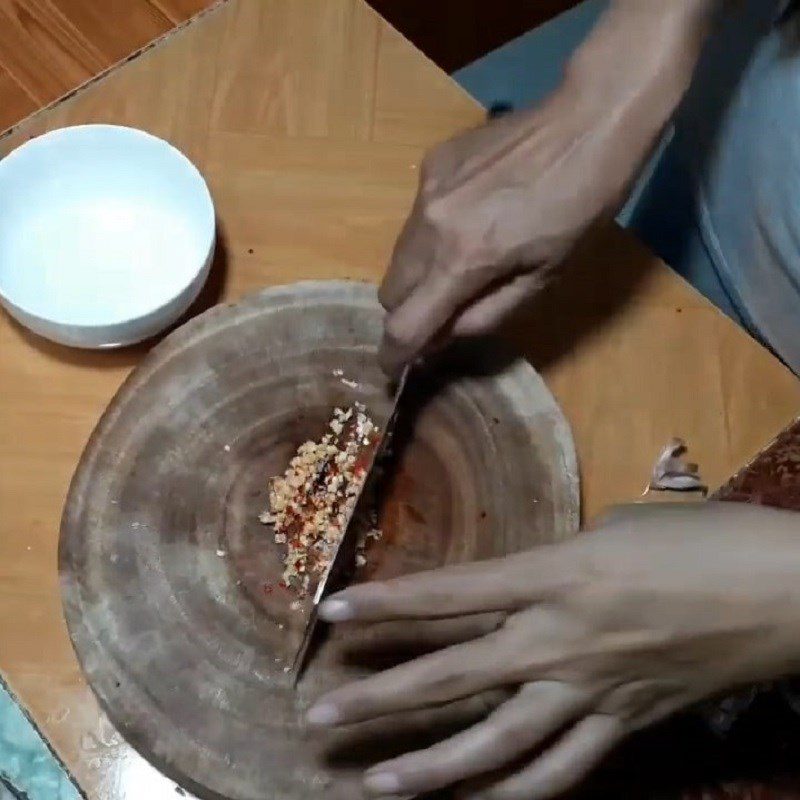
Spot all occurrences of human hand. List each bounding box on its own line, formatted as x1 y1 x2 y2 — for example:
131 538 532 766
308 503 800 799
378 0 718 376
378 95 620 376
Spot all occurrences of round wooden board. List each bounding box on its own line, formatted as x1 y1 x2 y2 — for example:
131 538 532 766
59 281 579 800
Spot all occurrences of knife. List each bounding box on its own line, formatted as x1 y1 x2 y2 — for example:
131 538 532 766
291 365 411 685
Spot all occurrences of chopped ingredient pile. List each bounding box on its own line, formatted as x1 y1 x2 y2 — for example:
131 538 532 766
259 404 382 597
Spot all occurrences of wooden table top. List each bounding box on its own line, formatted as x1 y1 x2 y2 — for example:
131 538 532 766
0 1 798 797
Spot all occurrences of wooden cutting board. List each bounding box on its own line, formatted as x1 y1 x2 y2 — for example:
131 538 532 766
58 281 580 800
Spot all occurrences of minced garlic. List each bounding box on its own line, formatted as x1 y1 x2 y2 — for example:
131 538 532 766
259 404 383 597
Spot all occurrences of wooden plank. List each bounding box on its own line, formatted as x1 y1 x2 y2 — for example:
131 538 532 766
0 0 106 104
210 0 380 140
373 19 483 145
203 131 422 283
0 66 36 132
148 0 214 25
0 2 797 798
0 4 225 164
48 0 172 64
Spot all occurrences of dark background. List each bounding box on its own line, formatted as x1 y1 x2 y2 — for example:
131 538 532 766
367 1 582 71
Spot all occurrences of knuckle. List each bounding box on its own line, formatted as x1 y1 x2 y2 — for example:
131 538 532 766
559 542 606 597
435 245 477 289
538 762 577 798
454 307 490 338
473 687 512 718
492 720 526 753
603 680 677 725
487 610 508 633
419 147 444 189
384 315 414 351
420 194 449 228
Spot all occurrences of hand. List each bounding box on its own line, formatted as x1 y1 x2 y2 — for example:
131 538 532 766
308 503 800 799
378 96 620 376
377 0 717 376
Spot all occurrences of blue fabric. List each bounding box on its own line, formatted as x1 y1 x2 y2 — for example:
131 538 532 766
452 0 659 227
627 130 747 326
453 0 608 111
454 1 800 374
0 676 82 800
668 0 800 371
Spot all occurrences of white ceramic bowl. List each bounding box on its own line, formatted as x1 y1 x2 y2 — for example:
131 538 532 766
0 125 215 348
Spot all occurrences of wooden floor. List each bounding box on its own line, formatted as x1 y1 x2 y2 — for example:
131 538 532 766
0 0 213 132
0 0 579 136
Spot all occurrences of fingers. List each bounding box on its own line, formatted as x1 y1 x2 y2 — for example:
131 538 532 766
307 630 510 727
380 261 544 374
379 265 478 376
378 199 432 312
460 714 623 800
344 613 506 658
362 681 591 797
318 549 568 624
451 271 544 338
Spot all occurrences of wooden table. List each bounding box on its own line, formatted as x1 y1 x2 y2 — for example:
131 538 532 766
0 1 798 797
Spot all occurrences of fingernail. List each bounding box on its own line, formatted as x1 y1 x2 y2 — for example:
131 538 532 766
364 771 402 795
306 703 340 727
319 598 353 622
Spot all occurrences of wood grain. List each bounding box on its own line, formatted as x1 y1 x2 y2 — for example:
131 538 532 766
60 282 578 800
0 0 106 103
148 0 215 24
0 0 580 136
373 20 484 145
0 1 797 798
0 0 214 134
48 0 171 63
0 66 36 131
210 0 380 139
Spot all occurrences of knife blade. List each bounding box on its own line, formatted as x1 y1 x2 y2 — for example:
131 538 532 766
292 365 411 684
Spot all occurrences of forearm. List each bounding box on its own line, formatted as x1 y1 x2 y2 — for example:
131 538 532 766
569 0 719 109
549 0 721 211
375 0 729 370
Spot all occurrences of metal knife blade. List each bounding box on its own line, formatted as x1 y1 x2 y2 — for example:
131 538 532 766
292 365 411 684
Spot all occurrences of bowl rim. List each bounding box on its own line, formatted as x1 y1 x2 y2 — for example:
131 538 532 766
0 123 216 331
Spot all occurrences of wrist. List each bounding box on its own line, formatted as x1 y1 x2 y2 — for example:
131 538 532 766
568 4 713 114
546 0 717 212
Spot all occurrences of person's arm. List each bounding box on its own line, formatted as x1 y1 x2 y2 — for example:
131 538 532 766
379 0 720 375
308 503 800 799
